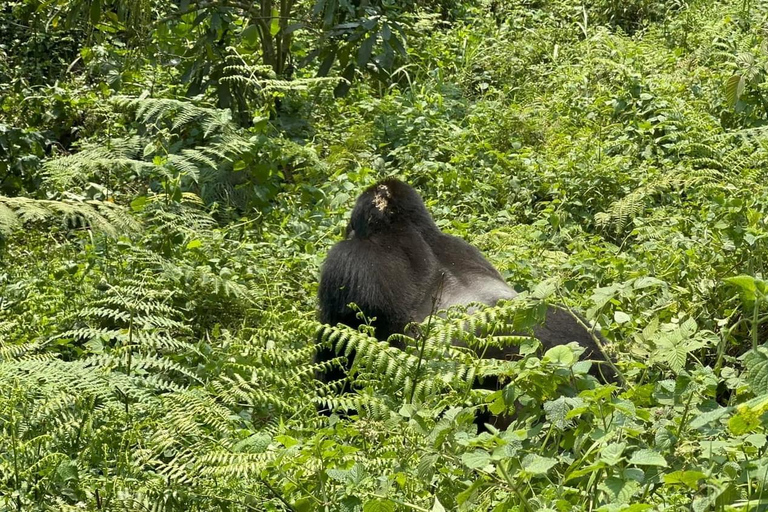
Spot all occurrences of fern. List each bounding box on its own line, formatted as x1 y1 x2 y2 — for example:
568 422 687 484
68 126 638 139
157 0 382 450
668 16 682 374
220 51 341 96
112 96 234 136
43 136 151 190
0 195 139 237
316 298 584 417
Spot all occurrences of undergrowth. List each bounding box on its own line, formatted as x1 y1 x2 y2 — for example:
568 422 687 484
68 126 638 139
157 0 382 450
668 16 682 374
3 0 768 510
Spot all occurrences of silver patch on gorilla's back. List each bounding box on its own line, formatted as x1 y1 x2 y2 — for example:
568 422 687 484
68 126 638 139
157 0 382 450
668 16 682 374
415 273 518 322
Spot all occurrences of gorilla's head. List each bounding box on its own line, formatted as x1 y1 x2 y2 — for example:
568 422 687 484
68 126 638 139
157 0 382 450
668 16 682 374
346 178 438 239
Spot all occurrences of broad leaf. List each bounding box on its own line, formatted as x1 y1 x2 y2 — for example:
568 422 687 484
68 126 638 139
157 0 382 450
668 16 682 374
521 454 557 475
629 449 667 467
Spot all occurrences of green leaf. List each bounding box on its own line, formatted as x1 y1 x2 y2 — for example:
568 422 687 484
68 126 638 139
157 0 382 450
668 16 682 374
284 22 304 35
654 428 676 450
634 277 664 289
90 0 102 24
628 449 667 467
664 470 707 489
418 454 438 481
363 499 395 512
614 311 631 324
728 408 759 435
532 280 556 299
56 460 78 482
431 498 446 512
742 347 768 394
270 8 280 37
725 275 768 306
600 442 626 466
544 345 574 365
688 407 727 429
186 239 202 250
725 275 758 293
326 468 349 483
521 454 557 475
462 450 492 470
730 395 768 436
357 35 375 67
242 24 260 45
601 477 640 504
725 74 745 108
130 196 148 212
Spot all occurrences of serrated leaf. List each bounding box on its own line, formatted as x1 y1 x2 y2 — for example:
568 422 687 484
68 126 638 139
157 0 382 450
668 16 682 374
601 477 640 503
521 454 557 475
688 407 727 429
634 277 664 289
462 450 491 470
653 333 688 374
623 467 645 483
326 468 350 483
679 317 698 337
743 347 768 394
725 74 745 108
664 470 707 489
544 396 577 429
629 449 667 467
348 462 365 484
533 280 556 299
340 497 362 512
417 453 438 481
600 442 626 466
654 428 676 450
613 399 637 418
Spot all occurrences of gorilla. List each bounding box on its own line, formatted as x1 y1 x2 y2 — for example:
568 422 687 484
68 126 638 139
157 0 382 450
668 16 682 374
316 178 616 398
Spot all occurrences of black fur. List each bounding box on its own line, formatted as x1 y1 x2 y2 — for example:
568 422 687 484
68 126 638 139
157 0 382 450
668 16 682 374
316 179 615 392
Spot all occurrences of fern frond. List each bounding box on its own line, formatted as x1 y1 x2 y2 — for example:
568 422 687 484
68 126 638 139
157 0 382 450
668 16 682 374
111 96 232 137
0 196 139 237
43 136 150 189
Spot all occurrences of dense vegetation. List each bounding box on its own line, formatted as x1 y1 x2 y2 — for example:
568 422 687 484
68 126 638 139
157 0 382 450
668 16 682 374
2 0 768 509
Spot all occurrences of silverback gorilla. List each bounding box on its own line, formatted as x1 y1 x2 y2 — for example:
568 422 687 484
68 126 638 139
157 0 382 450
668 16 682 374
316 178 615 393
